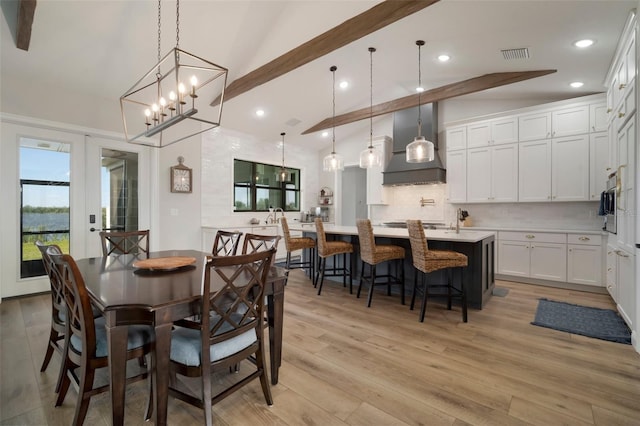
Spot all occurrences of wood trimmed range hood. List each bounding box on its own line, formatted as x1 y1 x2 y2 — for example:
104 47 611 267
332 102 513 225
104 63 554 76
383 103 445 186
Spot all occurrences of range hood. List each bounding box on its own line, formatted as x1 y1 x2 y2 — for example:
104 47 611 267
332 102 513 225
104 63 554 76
383 103 446 185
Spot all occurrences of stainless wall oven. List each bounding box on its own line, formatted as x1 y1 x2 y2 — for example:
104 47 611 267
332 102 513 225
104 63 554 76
604 173 616 234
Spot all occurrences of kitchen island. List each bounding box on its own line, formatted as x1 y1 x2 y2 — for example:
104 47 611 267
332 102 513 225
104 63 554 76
290 224 496 309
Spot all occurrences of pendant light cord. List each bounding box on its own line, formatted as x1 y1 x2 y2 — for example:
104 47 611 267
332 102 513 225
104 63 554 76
368 47 375 149
175 0 180 49
417 40 424 138
331 66 337 155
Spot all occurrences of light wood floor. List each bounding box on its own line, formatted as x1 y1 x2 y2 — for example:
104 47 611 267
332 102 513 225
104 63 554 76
2 270 640 425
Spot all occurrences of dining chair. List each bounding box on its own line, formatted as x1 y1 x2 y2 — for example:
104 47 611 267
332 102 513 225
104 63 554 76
99 229 150 256
212 230 243 256
280 217 316 278
242 233 281 258
355 219 406 308
406 220 469 323
48 248 154 426
314 218 354 295
35 241 67 392
167 250 275 426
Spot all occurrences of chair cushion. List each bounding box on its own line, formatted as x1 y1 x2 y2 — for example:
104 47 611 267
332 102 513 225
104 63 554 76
70 317 153 358
415 249 468 273
287 237 316 251
170 315 258 367
319 241 353 257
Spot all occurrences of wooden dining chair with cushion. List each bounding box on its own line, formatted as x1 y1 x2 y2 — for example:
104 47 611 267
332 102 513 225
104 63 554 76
406 220 469 323
167 250 275 426
242 233 281 258
280 217 315 277
35 241 67 392
356 219 406 308
99 229 150 256
212 230 243 256
48 248 154 426
314 218 354 296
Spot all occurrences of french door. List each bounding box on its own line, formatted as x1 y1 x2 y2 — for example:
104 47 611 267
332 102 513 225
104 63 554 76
0 119 153 298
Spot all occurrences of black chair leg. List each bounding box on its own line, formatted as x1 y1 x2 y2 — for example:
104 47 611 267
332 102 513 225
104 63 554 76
410 268 418 310
419 272 428 323
366 264 377 308
460 267 468 323
356 260 366 298
399 259 405 306
317 258 326 295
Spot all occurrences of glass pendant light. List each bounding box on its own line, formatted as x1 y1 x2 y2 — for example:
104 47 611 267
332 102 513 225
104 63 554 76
406 40 435 163
276 132 291 182
359 47 382 169
323 66 344 172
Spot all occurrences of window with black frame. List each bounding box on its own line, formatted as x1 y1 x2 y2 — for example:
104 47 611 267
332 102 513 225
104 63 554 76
234 159 300 212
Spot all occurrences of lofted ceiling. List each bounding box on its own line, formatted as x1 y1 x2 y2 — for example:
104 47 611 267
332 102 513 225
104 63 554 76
1 0 637 150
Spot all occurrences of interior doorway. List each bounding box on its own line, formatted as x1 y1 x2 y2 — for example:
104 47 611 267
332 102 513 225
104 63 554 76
340 166 367 226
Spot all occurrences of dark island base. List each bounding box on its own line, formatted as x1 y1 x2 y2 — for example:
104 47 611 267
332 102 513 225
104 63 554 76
302 232 495 310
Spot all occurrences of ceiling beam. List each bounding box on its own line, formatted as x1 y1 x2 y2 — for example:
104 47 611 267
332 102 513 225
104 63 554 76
211 0 439 106
302 70 557 134
16 0 36 51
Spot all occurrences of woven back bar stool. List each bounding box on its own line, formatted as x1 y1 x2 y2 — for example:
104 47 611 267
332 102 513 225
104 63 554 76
314 218 353 295
356 219 406 308
280 217 316 278
406 220 469 323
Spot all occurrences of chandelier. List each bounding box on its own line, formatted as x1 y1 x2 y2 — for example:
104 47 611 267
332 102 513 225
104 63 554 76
276 132 291 182
359 47 382 169
406 40 435 163
120 0 228 148
323 66 344 172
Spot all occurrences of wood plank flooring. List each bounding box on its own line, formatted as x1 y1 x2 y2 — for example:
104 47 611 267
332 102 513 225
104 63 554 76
1 270 639 425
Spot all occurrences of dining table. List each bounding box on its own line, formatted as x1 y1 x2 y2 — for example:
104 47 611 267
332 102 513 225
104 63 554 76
75 249 288 426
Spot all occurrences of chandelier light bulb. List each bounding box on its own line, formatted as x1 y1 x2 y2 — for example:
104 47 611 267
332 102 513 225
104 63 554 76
169 91 177 101
159 97 166 107
145 109 151 117
178 83 186 94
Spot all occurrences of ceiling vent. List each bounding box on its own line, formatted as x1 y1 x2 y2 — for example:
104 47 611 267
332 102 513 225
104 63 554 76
285 118 301 127
501 47 530 60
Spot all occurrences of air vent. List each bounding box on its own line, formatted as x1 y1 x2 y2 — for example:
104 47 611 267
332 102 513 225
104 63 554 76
501 47 530 60
285 118 301 127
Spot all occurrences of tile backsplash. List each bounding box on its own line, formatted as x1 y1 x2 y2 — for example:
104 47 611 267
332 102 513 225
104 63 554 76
370 184 603 231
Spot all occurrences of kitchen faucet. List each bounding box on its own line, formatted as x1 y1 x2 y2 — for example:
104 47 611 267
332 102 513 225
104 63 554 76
265 213 274 224
273 207 284 224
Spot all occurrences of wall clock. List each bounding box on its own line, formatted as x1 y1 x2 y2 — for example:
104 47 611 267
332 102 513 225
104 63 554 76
170 156 192 193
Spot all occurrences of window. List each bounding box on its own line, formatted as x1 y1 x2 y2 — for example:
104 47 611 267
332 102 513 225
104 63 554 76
19 139 71 278
233 159 300 212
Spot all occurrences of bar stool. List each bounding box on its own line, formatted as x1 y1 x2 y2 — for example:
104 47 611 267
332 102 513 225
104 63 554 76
314 218 353 295
407 220 468 322
280 217 316 278
356 219 406 308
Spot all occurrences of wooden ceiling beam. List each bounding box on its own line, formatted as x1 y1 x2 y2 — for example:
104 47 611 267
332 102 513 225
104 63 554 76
211 0 439 106
302 70 557 134
16 0 36 51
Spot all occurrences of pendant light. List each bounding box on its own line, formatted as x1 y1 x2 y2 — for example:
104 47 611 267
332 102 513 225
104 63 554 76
359 47 382 169
276 132 291 182
406 40 435 163
323 66 344 172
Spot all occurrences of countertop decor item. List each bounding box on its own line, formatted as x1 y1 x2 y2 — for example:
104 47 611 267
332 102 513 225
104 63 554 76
406 40 435 163
132 256 196 271
359 47 382 169
120 0 228 148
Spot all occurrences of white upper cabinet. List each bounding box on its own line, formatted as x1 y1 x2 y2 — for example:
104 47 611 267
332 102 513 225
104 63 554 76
552 135 590 201
589 132 610 201
590 102 608 133
551 105 590 138
446 126 467 151
519 111 551 142
466 143 518 203
467 116 518 148
519 139 552 202
446 150 466 203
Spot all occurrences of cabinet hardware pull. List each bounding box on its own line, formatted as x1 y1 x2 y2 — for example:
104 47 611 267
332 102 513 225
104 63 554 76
578 237 590 241
619 83 626 90
592 126 595 131
606 108 612 113
615 250 629 258
618 112 625 118
526 234 535 239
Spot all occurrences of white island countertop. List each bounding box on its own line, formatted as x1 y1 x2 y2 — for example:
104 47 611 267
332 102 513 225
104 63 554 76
289 224 495 243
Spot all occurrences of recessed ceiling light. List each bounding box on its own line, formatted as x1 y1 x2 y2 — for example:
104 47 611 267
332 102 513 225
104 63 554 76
321 131 329 138
255 109 265 117
574 39 594 48
570 81 584 88
438 54 450 62
339 81 349 89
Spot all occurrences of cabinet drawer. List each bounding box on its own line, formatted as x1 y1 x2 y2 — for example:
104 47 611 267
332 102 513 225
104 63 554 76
498 231 566 244
567 234 601 245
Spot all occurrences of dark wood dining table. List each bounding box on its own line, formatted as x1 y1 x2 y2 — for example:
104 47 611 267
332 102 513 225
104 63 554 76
75 249 288 426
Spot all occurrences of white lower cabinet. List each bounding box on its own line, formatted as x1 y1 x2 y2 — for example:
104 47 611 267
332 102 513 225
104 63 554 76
606 243 618 300
615 247 635 328
498 231 567 282
567 234 603 286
